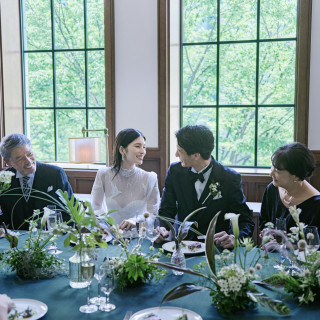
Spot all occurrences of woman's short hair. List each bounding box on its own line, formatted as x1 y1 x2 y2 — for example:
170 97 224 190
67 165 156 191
112 128 145 177
175 125 214 160
271 142 315 180
0 133 31 160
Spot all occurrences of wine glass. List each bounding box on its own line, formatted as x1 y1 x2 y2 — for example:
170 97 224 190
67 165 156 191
304 226 320 252
99 268 116 312
79 257 98 313
46 206 63 254
275 218 287 269
90 264 109 305
146 215 160 247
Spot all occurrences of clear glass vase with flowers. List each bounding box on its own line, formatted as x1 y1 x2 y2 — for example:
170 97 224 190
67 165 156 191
151 212 291 317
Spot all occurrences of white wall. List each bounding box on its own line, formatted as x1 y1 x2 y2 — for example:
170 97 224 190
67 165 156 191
308 0 320 149
114 0 158 148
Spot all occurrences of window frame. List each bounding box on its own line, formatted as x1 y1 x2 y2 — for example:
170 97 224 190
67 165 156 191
179 0 312 168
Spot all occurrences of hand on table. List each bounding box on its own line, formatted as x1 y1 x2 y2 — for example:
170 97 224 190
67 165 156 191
155 227 169 243
119 219 135 231
214 231 235 249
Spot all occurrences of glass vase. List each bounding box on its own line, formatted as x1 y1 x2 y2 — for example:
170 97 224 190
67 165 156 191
170 244 186 275
69 250 90 288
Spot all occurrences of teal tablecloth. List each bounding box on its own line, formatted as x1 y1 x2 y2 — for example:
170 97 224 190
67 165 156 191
1 234 320 319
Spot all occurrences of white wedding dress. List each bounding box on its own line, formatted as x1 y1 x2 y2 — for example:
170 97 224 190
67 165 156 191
91 166 160 226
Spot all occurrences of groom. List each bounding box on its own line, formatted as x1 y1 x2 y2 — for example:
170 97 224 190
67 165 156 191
158 125 254 249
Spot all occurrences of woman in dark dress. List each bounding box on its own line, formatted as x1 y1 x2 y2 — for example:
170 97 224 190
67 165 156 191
260 142 320 233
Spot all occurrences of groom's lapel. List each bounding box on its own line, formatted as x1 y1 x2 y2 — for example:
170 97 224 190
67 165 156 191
182 167 199 210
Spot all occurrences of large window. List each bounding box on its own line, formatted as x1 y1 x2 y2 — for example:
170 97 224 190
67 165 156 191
181 0 298 167
21 0 105 162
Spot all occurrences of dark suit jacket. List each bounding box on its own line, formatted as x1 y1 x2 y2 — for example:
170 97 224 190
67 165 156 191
0 161 73 230
159 158 254 239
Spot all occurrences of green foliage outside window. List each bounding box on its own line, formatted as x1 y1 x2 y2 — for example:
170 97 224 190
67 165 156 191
182 0 297 167
21 0 105 162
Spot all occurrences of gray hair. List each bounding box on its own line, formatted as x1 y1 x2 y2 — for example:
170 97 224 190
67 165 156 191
0 133 31 160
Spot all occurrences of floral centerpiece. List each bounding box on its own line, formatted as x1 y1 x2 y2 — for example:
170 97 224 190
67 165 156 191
263 205 320 304
107 221 167 290
152 212 291 316
0 208 63 279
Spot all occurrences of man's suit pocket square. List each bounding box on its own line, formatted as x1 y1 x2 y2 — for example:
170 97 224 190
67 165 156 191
47 186 53 192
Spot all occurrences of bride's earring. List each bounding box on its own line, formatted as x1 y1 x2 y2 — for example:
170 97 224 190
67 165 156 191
121 153 124 161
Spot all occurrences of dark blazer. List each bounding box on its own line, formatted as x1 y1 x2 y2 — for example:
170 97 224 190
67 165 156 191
0 161 73 230
159 158 254 239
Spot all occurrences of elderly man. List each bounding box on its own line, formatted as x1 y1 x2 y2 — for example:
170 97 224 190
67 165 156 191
159 125 254 249
0 133 73 230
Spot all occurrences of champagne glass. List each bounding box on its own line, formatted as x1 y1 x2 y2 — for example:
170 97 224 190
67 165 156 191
304 226 320 252
90 264 108 305
275 218 287 269
79 257 98 313
46 206 63 254
146 215 160 247
99 268 116 312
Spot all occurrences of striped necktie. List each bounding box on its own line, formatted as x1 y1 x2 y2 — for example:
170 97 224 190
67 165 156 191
22 176 31 202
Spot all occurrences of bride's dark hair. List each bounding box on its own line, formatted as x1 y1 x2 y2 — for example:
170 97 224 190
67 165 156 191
112 128 145 178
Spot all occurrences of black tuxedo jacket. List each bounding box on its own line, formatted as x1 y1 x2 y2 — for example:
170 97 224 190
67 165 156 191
159 158 254 239
0 161 73 230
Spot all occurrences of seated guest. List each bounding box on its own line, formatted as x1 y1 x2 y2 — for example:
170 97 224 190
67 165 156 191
158 125 254 249
260 142 320 233
91 128 160 230
0 133 73 230
0 294 14 320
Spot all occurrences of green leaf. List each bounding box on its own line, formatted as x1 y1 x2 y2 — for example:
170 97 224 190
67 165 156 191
63 235 71 247
248 292 291 315
162 283 210 303
205 211 221 276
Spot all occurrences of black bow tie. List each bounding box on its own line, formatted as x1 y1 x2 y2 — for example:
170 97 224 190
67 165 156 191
189 163 212 183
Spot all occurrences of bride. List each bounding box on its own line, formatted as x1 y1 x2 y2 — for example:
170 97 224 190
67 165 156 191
91 128 160 230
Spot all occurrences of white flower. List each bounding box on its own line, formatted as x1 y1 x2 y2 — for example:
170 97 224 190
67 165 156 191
264 222 274 229
298 239 307 250
0 171 15 184
255 263 262 271
224 213 240 239
289 205 302 224
306 232 314 240
290 226 299 234
316 269 320 286
248 267 255 274
41 207 51 227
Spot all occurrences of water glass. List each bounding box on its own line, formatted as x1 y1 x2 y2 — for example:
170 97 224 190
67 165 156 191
79 255 98 313
90 264 109 305
304 226 320 252
146 215 160 247
46 206 63 254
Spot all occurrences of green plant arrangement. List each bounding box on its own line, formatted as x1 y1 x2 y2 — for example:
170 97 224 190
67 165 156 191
107 222 168 290
0 209 63 279
151 212 291 317
262 205 320 304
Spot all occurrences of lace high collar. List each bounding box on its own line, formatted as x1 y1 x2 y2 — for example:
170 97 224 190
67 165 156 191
119 166 137 177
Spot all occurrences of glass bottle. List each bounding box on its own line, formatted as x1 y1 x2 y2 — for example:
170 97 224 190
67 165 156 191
170 243 186 275
69 250 90 288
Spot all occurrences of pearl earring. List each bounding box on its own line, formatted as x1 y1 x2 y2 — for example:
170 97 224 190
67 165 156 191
121 153 124 161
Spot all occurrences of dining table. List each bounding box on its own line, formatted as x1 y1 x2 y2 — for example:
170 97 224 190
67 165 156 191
1 233 320 320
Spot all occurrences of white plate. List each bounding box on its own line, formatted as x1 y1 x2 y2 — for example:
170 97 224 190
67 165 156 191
130 306 202 320
10 299 48 320
162 241 205 255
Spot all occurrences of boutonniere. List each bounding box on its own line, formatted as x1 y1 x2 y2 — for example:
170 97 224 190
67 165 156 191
202 181 222 205
47 186 53 192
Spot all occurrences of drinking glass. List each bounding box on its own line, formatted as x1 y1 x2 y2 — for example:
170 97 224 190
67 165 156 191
304 226 320 252
46 206 63 254
90 264 108 305
79 258 98 313
133 214 146 254
275 218 287 268
99 268 116 312
146 215 160 247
